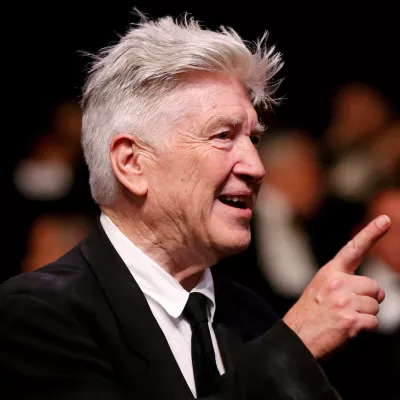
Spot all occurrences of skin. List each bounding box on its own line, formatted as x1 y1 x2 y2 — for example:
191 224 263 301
102 70 391 359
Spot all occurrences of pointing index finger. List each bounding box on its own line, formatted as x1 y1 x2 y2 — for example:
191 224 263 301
334 215 391 274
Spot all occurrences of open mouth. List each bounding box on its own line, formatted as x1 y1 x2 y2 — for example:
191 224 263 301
218 195 248 209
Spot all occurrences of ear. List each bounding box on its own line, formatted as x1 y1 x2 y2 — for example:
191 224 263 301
110 133 148 197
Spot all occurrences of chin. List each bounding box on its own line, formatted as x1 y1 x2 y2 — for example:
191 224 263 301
213 230 251 258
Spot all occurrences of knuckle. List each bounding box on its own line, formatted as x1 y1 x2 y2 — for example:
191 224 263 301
358 276 380 297
363 298 379 315
327 278 343 292
333 294 351 309
347 239 359 256
341 312 357 330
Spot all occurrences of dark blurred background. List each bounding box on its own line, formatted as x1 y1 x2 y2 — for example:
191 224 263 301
3 2 400 399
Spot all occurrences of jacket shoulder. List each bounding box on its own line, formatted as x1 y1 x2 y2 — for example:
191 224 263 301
0 244 93 309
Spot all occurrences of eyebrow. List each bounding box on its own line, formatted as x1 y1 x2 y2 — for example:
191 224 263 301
204 116 265 136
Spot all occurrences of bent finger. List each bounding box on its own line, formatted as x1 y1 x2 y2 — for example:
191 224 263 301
346 275 382 300
356 296 380 315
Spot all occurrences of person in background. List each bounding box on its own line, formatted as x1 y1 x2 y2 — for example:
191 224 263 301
323 82 396 204
13 99 84 203
11 99 96 275
21 213 92 273
363 188 400 334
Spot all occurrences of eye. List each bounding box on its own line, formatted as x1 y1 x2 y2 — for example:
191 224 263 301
215 131 231 140
211 131 235 150
250 135 261 146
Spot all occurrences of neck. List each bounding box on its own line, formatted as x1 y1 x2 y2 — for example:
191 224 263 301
102 207 212 291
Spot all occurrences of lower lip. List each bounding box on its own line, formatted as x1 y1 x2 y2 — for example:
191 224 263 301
217 199 253 219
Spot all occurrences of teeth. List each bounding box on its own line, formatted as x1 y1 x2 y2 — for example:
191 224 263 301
222 196 241 202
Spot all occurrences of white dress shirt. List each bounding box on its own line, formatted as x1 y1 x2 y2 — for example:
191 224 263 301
100 213 225 397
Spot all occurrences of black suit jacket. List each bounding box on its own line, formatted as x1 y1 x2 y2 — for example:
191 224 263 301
0 222 338 399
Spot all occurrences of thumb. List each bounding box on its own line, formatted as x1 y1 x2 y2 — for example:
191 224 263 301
332 215 391 274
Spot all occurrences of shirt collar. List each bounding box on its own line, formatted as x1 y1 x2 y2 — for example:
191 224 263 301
100 213 216 320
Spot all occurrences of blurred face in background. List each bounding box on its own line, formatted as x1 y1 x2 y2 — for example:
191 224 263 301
327 83 392 149
369 189 400 274
260 134 325 219
371 121 400 175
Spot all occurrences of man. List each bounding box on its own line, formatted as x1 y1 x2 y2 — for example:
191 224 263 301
0 13 391 399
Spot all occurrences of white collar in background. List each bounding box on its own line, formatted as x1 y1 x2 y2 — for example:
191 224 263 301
256 185 294 221
363 258 400 334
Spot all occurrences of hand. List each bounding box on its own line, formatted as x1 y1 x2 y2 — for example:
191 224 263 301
283 215 391 359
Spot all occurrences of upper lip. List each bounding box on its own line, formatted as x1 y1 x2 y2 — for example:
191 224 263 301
218 191 255 209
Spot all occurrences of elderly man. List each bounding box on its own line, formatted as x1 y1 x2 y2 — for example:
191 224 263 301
0 13 391 400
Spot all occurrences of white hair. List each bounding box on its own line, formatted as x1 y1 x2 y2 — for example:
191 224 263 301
81 11 283 206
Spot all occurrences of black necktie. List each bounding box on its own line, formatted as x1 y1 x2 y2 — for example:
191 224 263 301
183 292 220 398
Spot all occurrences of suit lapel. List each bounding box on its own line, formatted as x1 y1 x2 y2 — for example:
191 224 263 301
212 269 279 372
212 272 246 372
80 222 192 399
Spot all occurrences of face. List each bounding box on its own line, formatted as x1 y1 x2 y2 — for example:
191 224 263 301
262 137 324 218
329 84 390 148
370 190 400 274
143 72 265 262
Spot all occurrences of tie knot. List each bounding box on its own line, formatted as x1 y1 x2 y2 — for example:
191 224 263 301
183 293 209 327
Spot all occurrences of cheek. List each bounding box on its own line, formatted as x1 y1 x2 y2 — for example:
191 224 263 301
208 148 233 172
168 148 233 209
191 149 230 183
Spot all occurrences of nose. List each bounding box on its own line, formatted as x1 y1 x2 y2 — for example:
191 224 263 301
232 138 265 184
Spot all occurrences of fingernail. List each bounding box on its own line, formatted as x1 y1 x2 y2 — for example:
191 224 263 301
377 215 391 229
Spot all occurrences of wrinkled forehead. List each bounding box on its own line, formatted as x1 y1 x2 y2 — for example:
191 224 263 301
177 71 259 131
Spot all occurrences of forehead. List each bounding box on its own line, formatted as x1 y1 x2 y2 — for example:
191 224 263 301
180 71 259 129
